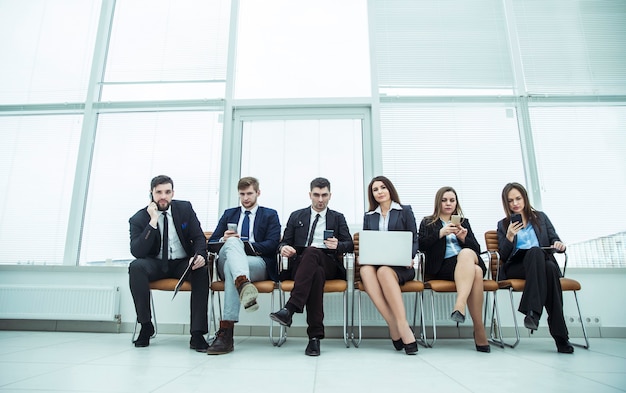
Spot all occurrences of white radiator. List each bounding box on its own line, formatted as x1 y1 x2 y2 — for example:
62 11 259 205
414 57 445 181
0 285 120 321
323 292 456 324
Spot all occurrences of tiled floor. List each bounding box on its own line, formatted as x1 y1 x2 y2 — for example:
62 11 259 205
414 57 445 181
0 331 624 392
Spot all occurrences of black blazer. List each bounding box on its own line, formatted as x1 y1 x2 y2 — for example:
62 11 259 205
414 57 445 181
208 206 281 281
279 207 354 279
418 217 483 277
362 204 419 258
129 199 207 262
497 210 561 263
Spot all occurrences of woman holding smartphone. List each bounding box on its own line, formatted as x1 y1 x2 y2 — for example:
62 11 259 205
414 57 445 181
497 182 573 353
360 176 419 355
418 186 490 352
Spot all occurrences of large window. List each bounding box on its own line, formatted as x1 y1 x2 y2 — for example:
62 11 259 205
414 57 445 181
234 111 365 228
0 0 100 104
235 0 370 99
79 111 222 265
530 105 626 267
0 115 82 265
379 104 525 250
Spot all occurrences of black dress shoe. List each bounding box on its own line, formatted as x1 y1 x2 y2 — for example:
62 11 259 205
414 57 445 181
404 341 418 355
555 337 574 354
269 308 293 327
133 322 154 348
524 311 539 331
189 332 209 353
450 310 466 324
392 339 404 351
305 338 320 356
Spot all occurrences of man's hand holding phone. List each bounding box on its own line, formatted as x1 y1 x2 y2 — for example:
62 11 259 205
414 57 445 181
147 201 159 227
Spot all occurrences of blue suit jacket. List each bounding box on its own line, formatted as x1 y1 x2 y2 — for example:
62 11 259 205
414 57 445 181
208 206 281 281
129 199 207 262
362 204 419 258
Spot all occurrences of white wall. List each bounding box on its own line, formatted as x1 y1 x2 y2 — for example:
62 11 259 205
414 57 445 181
0 266 623 337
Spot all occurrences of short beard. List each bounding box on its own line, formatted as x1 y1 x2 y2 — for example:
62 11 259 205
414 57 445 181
156 200 170 211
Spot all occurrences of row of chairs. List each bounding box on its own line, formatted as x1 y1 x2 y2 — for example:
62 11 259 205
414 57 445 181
140 231 589 350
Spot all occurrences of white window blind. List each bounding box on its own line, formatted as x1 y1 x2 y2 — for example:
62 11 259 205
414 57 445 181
235 0 371 99
79 111 222 265
530 105 626 267
379 104 525 249
372 0 513 92
103 0 230 100
0 0 100 104
0 115 82 265
513 0 626 95
239 118 365 228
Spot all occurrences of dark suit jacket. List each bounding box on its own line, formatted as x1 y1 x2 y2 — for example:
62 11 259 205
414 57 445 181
279 207 354 279
362 204 419 258
208 206 281 281
418 217 482 277
129 200 207 264
497 210 561 263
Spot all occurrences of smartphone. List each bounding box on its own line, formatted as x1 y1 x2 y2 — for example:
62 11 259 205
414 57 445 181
323 229 334 240
511 213 522 225
450 214 462 225
227 223 238 233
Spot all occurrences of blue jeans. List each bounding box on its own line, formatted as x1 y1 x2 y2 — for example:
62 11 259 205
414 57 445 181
217 237 267 321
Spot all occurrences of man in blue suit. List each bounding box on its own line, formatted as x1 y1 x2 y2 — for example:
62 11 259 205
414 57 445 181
129 175 209 351
206 177 281 355
270 177 353 356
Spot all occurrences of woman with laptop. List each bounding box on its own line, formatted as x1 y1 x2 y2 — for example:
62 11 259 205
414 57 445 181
360 176 419 355
418 186 490 352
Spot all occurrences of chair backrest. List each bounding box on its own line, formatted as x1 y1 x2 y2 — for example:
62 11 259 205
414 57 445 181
484 230 500 280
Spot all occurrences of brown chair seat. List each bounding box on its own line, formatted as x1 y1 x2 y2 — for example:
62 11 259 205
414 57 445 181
279 279 347 293
150 278 192 292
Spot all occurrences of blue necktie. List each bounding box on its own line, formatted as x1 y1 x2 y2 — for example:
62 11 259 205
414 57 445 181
241 211 251 241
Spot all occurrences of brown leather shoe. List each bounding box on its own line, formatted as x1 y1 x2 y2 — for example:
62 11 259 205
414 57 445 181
206 321 234 355
236 275 259 312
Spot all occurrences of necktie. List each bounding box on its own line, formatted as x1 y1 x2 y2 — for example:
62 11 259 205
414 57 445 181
307 213 320 246
162 212 169 261
241 211 251 241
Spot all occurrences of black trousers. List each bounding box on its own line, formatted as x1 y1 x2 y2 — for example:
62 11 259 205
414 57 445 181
505 247 568 339
286 247 341 339
129 257 209 334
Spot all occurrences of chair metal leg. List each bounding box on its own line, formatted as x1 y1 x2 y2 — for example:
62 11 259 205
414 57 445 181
272 289 288 347
422 290 437 347
343 290 350 348
487 291 506 349
413 291 429 348
350 289 363 347
493 288 520 348
571 291 590 349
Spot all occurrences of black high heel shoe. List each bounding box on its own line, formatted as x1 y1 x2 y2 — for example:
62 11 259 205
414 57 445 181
450 310 466 324
392 339 404 351
404 341 418 355
473 331 491 353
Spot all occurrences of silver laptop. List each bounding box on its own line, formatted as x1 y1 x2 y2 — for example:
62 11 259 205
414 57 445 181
358 230 413 266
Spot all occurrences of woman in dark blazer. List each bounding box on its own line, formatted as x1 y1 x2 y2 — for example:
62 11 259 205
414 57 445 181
360 176 419 355
419 186 490 352
497 182 573 353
